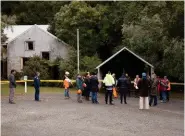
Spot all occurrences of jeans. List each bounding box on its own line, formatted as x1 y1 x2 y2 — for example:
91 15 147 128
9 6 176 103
92 92 98 103
149 95 157 106
159 91 163 100
166 91 170 101
105 90 113 104
64 88 69 97
120 88 127 104
35 88 40 101
161 91 167 102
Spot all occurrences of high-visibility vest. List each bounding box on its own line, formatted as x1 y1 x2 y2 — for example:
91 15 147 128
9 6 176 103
167 82 171 91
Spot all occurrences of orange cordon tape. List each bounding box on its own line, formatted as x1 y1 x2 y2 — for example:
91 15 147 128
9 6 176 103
0 80 184 85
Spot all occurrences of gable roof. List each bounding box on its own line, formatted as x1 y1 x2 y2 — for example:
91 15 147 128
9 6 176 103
96 47 154 69
3 24 67 45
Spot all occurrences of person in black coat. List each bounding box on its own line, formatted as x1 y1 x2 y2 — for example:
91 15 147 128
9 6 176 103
117 73 129 104
84 73 91 100
90 72 99 104
34 72 40 101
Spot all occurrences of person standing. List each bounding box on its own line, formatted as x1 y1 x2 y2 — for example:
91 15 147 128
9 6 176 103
63 75 72 99
160 76 169 103
84 73 91 101
103 71 115 105
137 73 150 110
9 69 16 104
166 78 171 102
149 73 159 106
76 74 84 103
134 75 140 98
125 73 131 97
117 73 129 104
90 72 99 104
34 72 41 101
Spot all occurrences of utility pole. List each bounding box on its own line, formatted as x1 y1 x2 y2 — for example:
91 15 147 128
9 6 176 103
77 29 80 74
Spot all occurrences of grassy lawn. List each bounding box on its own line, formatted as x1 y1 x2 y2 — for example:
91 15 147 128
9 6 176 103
1 83 184 100
1 84 76 96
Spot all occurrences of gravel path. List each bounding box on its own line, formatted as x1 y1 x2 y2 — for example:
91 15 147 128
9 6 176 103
1 93 184 136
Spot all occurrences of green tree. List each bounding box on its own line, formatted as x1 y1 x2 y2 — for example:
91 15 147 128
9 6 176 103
23 56 49 79
1 15 16 59
120 1 184 81
80 55 101 73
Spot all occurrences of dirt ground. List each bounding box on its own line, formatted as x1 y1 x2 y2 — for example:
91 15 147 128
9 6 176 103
1 93 184 136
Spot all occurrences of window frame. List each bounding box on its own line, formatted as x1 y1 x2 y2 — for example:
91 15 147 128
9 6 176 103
25 41 35 51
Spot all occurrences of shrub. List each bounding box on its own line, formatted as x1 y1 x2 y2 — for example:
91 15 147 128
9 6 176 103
22 56 49 80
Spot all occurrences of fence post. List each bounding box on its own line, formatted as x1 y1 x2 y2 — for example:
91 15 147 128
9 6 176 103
24 76 28 93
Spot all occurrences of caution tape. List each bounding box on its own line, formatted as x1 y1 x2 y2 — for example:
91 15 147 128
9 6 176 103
0 80 184 85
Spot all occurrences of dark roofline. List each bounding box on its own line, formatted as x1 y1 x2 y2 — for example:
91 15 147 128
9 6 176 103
96 47 154 69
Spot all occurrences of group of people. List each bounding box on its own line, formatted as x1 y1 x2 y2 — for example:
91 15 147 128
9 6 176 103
63 71 99 103
8 69 171 110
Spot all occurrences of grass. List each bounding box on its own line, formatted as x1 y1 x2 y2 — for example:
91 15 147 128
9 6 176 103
1 84 184 100
1 84 76 96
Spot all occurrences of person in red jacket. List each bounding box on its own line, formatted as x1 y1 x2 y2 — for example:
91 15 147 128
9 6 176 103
166 77 171 102
157 77 162 101
160 76 169 103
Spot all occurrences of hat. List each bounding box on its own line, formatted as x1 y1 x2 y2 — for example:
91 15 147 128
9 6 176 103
65 71 69 75
142 73 147 78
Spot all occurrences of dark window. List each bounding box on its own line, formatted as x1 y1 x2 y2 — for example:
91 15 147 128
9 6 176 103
23 57 30 66
25 41 34 50
42 52 50 60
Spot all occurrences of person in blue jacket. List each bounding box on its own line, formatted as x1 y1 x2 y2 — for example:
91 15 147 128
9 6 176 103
34 72 40 101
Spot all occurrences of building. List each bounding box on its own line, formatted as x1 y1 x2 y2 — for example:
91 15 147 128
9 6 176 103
96 47 154 80
2 24 68 78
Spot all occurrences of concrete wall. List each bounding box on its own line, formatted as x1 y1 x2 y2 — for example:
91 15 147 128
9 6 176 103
7 25 68 75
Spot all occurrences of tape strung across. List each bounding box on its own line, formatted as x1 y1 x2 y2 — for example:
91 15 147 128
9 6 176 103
0 80 184 85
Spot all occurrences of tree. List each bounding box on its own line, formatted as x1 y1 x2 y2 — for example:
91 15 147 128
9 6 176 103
80 55 101 73
1 15 16 59
23 56 49 79
1 1 69 24
120 1 184 81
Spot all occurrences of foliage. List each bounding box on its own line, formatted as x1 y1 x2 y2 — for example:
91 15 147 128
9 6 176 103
80 55 101 73
120 1 184 81
1 1 69 25
59 46 77 79
22 56 49 80
1 1 184 81
1 15 16 59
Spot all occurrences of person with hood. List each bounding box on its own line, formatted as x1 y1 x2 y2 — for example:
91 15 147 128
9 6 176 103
137 73 150 110
90 72 99 104
76 74 84 103
103 71 115 105
117 73 129 104
149 73 159 106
